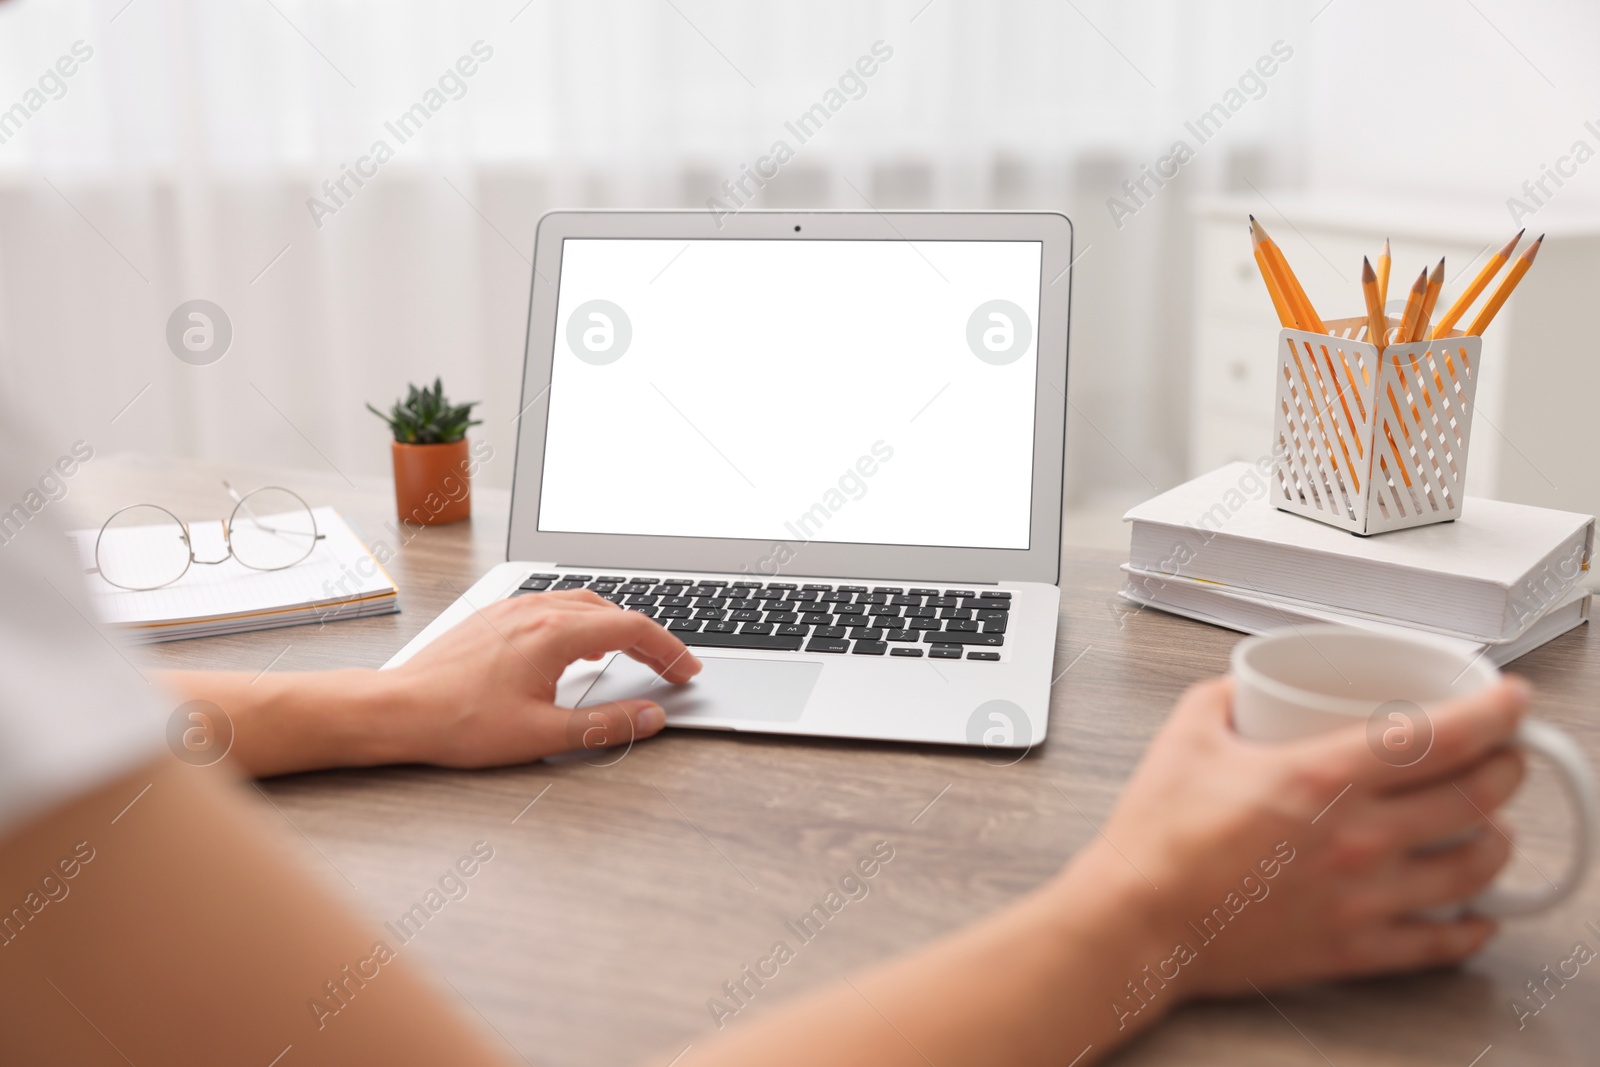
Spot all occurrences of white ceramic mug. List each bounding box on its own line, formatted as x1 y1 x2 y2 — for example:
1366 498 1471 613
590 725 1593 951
1231 625 1600 917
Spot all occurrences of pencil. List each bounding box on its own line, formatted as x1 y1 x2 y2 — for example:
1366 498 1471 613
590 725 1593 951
1250 226 1297 328
1431 229 1523 338
1250 215 1327 334
1465 234 1543 337
1361 257 1388 352
1395 268 1428 345
1412 257 1445 341
1376 238 1392 309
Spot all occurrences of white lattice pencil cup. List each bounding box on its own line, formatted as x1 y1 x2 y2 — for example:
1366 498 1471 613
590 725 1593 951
1271 316 1484 536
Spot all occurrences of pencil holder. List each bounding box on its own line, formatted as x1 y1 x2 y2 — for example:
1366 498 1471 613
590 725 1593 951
1270 316 1484 536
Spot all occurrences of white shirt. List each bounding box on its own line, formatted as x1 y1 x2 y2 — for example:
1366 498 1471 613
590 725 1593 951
0 410 163 837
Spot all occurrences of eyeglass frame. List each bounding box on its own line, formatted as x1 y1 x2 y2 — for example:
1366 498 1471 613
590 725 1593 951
90 482 325 592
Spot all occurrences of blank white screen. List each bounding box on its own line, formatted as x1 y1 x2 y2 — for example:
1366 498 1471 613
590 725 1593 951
538 238 1041 549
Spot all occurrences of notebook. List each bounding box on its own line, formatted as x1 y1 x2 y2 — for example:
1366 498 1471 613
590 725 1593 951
1120 565 1590 667
71 507 398 643
1124 463 1595 642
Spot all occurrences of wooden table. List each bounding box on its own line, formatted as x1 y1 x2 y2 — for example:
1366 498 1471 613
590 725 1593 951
79 455 1600 1067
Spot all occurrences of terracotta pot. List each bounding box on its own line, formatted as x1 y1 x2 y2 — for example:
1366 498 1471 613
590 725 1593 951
390 439 472 525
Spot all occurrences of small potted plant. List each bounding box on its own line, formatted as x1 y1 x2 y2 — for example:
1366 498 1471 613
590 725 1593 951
367 379 482 526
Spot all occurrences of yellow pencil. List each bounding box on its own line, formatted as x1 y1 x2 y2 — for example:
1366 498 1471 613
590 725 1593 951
1466 234 1543 337
1251 215 1326 334
1361 257 1387 352
1432 229 1523 338
1395 268 1428 344
1412 257 1445 342
1250 226 1297 328
1376 237 1392 309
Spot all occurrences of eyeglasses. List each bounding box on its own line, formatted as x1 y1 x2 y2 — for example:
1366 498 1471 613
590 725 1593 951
90 482 324 592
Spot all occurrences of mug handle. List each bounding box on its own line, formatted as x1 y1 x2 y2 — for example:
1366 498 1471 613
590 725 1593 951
1471 719 1600 918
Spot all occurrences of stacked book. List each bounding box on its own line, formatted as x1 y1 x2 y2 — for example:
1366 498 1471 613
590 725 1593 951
72 507 398 643
1121 463 1593 665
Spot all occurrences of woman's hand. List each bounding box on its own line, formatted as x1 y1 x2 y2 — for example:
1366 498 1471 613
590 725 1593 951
1054 675 1529 1018
380 589 702 767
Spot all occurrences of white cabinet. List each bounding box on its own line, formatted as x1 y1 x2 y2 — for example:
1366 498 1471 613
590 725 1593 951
1190 193 1600 520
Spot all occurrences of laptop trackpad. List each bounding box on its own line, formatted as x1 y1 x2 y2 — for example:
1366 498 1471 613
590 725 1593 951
577 655 819 723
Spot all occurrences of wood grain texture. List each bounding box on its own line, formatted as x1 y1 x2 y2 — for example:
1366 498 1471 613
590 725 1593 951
73 454 1600 1066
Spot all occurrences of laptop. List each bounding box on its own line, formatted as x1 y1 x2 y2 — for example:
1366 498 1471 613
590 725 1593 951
385 209 1072 749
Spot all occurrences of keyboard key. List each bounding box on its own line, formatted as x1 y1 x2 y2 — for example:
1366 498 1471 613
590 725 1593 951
885 629 918 642
855 593 888 605
890 647 924 657
681 630 804 651
983 618 1008 634
693 597 728 608
794 590 821 602
658 607 692 619
632 577 660 584
553 579 587 590
946 589 976 598
839 585 868 592
626 595 660 606
910 618 942 630
764 583 797 591
909 587 939 596
834 614 870 629
922 631 1003 647
600 593 627 605
939 608 974 621
980 591 1012 600
562 575 594 582
662 595 692 607
946 619 979 632
967 651 1001 661
814 626 847 639
976 609 1008 624
929 646 962 659
527 573 560 580
872 586 904 594
765 611 799 624
597 576 626 583
847 627 884 641
802 584 833 591
668 620 702 633
518 578 552 591
703 621 738 633
961 598 1008 612
821 591 853 603
588 582 618 593
729 598 760 610
890 595 922 607
628 606 658 618
926 596 960 608
806 637 850 653
851 640 888 655
905 606 935 619
694 608 726 621
775 623 809 637
741 621 775 635
730 609 762 622
868 605 902 618
801 613 832 626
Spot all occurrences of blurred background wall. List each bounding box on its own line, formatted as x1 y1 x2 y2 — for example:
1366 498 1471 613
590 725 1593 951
1 0 1596 536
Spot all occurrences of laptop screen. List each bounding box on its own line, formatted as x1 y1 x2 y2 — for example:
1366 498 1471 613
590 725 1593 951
537 237 1042 551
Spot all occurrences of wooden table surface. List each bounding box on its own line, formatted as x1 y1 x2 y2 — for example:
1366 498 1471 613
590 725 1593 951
77 454 1600 1067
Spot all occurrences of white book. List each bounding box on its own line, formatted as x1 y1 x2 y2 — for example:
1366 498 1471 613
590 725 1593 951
1124 463 1594 642
70 507 397 643
1120 566 1590 668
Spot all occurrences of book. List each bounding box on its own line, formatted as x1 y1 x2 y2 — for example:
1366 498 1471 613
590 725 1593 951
1124 463 1594 642
1120 565 1590 668
71 507 398 643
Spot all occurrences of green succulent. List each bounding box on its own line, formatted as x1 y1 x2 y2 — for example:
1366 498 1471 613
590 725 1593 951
367 378 482 444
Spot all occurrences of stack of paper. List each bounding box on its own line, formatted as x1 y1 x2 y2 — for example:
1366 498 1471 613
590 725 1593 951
1121 464 1593 666
71 507 398 643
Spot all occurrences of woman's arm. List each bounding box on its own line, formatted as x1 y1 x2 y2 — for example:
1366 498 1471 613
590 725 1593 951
158 589 701 777
677 677 1528 1067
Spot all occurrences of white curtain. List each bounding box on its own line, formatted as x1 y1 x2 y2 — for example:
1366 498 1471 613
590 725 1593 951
0 0 1336 504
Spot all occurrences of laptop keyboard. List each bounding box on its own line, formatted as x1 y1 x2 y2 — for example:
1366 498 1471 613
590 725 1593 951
510 574 1010 661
